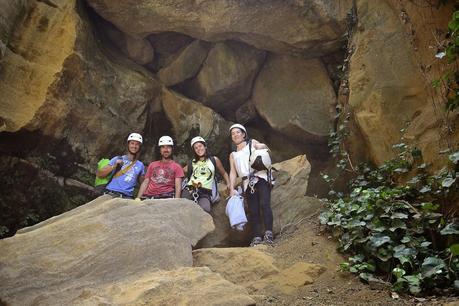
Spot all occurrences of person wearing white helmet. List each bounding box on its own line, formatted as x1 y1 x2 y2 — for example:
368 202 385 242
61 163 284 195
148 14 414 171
181 136 230 213
228 124 274 247
136 135 184 199
96 132 145 198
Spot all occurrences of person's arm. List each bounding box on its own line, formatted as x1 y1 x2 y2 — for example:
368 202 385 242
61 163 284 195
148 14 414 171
252 139 269 150
229 153 238 196
175 177 182 198
97 158 122 178
215 156 230 190
136 177 149 199
138 175 145 185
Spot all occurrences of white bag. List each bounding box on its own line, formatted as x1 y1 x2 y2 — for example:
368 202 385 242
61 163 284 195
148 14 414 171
225 194 247 231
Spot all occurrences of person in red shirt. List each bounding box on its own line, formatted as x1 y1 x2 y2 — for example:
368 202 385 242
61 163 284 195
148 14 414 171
136 136 184 199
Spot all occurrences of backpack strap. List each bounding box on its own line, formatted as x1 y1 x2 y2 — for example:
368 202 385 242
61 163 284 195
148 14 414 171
113 159 137 179
187 159 193 180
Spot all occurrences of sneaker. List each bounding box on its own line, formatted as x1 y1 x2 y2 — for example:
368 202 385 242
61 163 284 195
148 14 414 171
250 236 262 247
263 231 274 245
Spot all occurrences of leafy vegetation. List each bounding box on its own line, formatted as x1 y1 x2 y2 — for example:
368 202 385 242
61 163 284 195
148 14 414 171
433 6 459 112
321 135 459 295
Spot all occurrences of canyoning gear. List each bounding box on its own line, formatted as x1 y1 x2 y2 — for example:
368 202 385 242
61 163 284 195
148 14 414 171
158 135 174 146
250 148 272 172
127 133 143 144
229 123 247 135
94 158 117 192
191 136 206 148
184 156 220 204
250 236 263 247
263 230 274 245
225 194 247 231
105 156 145 197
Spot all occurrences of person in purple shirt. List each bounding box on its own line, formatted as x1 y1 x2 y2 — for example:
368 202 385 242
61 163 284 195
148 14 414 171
96 133 145 198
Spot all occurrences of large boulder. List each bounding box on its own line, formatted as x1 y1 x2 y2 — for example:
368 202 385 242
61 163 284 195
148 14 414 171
0 196 215 305
100 20 154 65
184 41 265 115
147 32 194 72
158 40 211 86
253 54 336 143
85 0 353 55
69 267 255 306
0 0 161 163
271 155 323 234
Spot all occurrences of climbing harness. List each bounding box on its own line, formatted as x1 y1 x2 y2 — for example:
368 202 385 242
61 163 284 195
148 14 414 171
191 181 202 203
248 176 257 194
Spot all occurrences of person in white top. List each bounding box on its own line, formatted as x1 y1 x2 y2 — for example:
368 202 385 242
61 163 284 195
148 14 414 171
228 124 274 247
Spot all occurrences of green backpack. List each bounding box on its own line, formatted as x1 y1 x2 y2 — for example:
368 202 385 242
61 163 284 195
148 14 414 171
94 158 113 188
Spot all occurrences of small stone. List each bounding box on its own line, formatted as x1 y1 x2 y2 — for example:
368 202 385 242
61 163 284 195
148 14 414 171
391 292 399 299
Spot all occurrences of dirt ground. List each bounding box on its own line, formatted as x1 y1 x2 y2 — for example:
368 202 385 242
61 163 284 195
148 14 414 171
253 217 459 306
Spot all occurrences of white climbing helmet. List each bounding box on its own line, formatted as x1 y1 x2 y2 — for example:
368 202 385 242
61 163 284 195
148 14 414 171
190 136 206 148
229 123 247 135
158 135 174 146
127 132 143 144
250 149 272 171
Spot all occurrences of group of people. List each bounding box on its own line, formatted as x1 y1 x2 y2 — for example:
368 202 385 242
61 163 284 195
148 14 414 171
96 124 274 246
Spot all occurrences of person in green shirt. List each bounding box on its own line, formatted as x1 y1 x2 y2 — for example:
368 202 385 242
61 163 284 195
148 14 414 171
182 136 230 213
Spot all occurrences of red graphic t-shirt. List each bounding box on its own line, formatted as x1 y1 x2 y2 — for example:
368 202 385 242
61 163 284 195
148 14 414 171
144 160 184 196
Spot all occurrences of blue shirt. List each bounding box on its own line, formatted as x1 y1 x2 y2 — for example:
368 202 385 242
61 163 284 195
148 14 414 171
106 155 145 196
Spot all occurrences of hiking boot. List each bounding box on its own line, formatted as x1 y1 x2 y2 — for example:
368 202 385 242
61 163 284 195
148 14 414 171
250 236 262 247
263 231 274 245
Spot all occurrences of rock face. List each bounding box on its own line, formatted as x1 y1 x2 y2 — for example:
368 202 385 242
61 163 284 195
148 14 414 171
184 41 265 115
253 54 336 142
85 0 353 55
0 0 161 163
0 196 216 305
347 0 456 168
158 40 211 86
0 0 30 61
101 20 154 65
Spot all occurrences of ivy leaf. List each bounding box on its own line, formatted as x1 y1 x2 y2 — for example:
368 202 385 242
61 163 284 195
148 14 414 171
420 202 439 212
441 177 456 188
376 247 392 262
440 223 459 235
349 254 365 263
392 267 406 279
435 51 446 59
449 244 459 256
391 212 408 219
404 275 421 294
449 151 459 164
421 257 446 278
370 235 391 247
401 236 411 243
419 186 431 193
